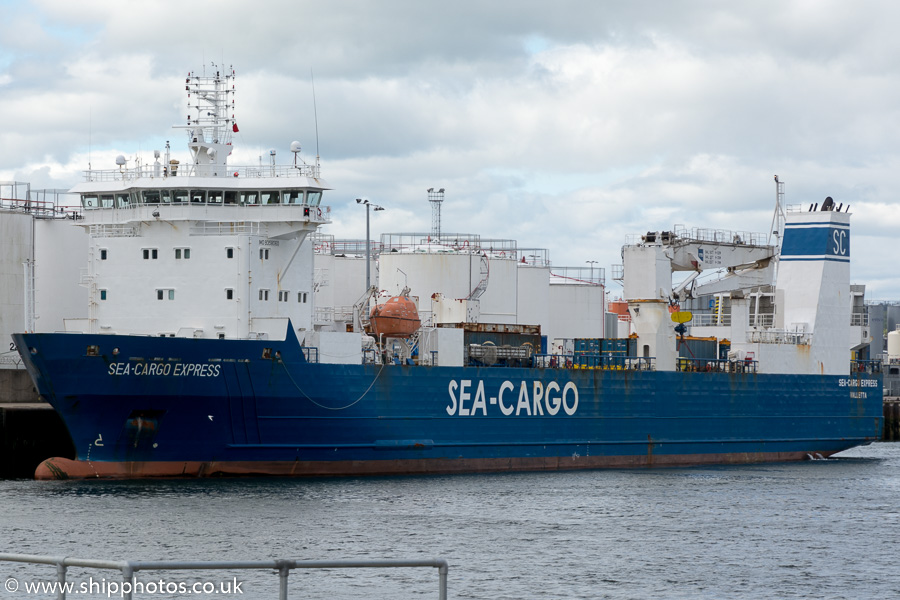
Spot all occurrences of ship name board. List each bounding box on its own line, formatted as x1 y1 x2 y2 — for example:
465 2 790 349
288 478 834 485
446 379 578 416
108 362 222 377
259 239 280 246
837 378 878 388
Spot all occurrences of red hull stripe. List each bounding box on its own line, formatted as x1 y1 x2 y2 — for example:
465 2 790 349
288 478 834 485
35 451 834 480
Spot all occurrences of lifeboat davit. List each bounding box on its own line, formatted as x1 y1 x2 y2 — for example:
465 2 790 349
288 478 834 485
370 295 421 338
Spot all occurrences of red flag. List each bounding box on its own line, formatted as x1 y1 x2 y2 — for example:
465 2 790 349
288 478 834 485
233 123 239 133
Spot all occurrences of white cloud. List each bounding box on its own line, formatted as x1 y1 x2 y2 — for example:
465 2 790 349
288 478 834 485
4 0 900 297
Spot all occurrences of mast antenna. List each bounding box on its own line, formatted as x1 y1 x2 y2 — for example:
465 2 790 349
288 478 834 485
311 69 320 170
769 175 786 247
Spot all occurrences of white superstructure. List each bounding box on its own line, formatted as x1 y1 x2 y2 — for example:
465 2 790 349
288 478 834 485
1 186 86 369
67 66 330 340
619 187 867 375
310 233 606 345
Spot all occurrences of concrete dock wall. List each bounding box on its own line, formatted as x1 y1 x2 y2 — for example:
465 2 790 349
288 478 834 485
1 371 74 478
0 369 39 403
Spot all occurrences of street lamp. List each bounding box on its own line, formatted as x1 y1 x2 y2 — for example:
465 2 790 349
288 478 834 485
586 260 597 284
356 198 384 290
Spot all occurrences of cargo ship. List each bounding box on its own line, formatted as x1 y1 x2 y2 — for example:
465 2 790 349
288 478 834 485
13 67 883 479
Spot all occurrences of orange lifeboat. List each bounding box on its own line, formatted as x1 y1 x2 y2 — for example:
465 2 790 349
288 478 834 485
369 294 421 338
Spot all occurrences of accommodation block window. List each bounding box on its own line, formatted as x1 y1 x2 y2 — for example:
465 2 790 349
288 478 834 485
143 248 158 260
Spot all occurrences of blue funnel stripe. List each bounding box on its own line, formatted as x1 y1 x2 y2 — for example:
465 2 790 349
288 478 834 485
781 224 850 260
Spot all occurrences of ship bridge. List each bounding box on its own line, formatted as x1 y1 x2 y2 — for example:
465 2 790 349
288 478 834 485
71 171 331 235
67 64 331 340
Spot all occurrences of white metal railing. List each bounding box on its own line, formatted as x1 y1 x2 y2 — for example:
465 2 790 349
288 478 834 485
690 314 778 328
550 266 605 286
189 221 262 236
672 225 768 247
0 553 448 600
78 268 93 286
1 187 81 219
691 313 731 327
748 329 811 345
314 306 356 324
749 314 775 328
88 224 141 237
83 163 320 182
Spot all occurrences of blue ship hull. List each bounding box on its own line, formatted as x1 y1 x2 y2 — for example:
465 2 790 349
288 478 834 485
13 330 884 479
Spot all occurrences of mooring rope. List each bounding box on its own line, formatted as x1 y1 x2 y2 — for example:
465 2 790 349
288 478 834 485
279 359 385 411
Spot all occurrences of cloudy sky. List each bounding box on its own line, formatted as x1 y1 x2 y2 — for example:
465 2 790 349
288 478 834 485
3 0 900 298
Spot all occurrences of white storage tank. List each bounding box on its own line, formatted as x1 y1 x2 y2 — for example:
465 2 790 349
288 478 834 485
888 327 900 361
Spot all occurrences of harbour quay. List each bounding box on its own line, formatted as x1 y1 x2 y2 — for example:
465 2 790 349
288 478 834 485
0 370 74 478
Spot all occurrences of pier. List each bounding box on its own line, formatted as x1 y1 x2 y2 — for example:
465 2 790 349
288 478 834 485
0 369 74 478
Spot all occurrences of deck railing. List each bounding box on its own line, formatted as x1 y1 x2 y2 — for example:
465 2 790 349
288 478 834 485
0 553 448 600
851 360 882 375
83 163 321 182
677 357 758 374
534 354 656 371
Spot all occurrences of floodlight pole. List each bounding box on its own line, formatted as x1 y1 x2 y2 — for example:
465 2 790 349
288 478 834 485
356 198 384 291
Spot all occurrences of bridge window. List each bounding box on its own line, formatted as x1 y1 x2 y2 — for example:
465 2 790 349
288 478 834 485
142 190 161 204
241 191 259 205
261 190 279 205
224 191 237 204
172 189 188 203
81 195 99 209
100 195 114 208
208 190 223 205
307 191 322 206
190 190 206 204
283 190 303 205
115 193 130 208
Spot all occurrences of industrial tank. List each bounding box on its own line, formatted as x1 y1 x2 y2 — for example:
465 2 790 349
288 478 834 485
888 328 900 362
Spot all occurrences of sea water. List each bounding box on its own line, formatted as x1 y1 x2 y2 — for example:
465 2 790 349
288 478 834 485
1 443 898 599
